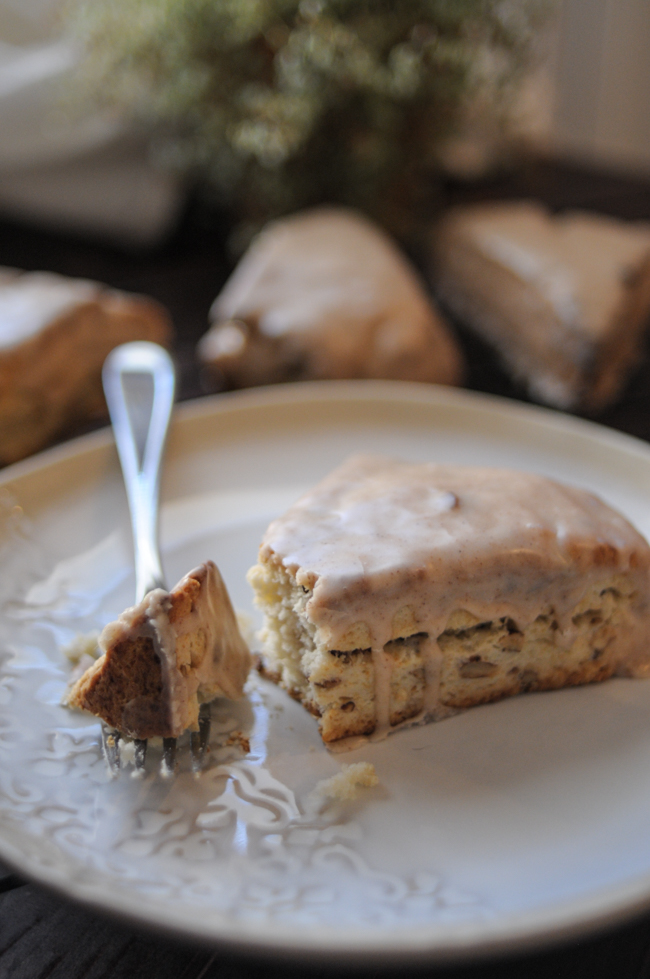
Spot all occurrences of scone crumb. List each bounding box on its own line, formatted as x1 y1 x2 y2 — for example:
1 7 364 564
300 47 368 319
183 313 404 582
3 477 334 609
119 739 136 765
225 731 250 754
62 631 100 664
315 762 379 802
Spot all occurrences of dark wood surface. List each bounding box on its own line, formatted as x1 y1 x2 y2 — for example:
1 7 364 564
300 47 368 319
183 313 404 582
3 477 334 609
2 156 650 978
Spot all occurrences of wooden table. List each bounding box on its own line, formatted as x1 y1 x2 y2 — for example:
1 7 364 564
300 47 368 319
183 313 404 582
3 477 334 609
1 157 650 979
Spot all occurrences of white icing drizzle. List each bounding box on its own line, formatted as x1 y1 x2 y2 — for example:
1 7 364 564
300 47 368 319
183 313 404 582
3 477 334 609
210 209 440 341
368 637 443 743
370 645 392 738
451 202 650 342
145 587 184 732
0 272 99 349
421 635 444 716
478 230 581 330
200 207 462 386
262 455 650 740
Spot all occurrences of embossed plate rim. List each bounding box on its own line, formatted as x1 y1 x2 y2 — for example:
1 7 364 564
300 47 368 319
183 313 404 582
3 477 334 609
1 379 650 963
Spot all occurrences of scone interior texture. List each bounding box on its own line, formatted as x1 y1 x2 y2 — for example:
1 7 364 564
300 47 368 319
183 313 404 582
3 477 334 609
0 268 171 464
431 201 650 411
67 561 251 739
198 207 463 388
249 455 650 744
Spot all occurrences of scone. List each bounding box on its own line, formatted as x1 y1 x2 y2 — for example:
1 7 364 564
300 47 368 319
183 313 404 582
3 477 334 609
67 562 251 739
430 201 650 411
198 208 463 388
248 455 650 744
0 267 171 464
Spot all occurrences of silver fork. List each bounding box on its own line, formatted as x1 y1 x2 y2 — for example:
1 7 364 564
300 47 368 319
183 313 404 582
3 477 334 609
101 341 210 777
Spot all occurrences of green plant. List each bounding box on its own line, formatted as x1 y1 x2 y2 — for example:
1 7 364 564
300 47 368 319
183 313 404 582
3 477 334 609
68 0 551 235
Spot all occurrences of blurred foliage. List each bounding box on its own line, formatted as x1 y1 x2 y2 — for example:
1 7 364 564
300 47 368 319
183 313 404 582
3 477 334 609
67 0 552 237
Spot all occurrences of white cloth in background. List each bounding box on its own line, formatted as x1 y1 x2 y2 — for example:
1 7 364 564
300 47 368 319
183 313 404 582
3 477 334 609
0 0 183 246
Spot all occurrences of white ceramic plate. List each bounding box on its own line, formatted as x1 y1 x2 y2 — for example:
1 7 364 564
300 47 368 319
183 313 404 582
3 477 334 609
2 380 650 965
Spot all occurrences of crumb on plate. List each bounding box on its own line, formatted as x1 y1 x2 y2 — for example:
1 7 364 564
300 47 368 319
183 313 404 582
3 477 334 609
314 762 379 802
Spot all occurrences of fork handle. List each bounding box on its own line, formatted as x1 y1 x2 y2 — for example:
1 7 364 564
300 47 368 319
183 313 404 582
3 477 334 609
102 342 176 602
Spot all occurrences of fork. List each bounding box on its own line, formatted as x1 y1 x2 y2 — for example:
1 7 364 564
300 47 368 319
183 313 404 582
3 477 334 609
101 341 210 777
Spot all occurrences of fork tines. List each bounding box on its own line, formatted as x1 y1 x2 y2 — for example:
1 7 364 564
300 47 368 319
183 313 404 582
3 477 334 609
101 703 211 778
133 738 148 772
161 737 177 778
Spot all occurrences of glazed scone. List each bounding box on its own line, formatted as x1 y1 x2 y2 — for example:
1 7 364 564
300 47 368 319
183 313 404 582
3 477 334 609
67 562 251 739
431 201 650 410
0 268 171 464
198 208 463 388
248 455 650 744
